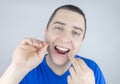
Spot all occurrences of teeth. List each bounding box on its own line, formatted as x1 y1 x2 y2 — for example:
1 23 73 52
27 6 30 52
56 46 69 52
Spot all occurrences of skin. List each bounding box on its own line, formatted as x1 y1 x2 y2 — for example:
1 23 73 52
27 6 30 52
0 9 95 84
45 9 84 74
0 38 49 84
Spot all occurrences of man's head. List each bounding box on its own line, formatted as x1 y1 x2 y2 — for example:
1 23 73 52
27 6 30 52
47 5 86 39
45 5 86 66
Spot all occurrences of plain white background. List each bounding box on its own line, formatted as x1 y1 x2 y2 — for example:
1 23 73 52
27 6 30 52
0 0 120 84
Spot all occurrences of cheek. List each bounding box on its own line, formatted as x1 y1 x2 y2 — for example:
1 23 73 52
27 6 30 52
45 32 58 44
73 40 82 53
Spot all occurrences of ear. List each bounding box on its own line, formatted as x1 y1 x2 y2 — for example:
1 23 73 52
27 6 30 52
80 38 84 46
82 34 85 42
44 28 48 41
80 39 84 48
82 38 84 42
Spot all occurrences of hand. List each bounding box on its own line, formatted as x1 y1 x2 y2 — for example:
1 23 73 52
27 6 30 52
67 54 95 84
12 38 49 71
0 38 49 84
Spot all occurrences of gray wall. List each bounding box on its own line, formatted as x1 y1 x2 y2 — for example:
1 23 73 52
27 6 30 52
0 0 120 84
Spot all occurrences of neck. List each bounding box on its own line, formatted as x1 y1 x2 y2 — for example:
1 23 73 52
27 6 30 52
46 55 71 75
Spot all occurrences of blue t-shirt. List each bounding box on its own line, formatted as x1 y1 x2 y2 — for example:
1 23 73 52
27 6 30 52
19 55 106 84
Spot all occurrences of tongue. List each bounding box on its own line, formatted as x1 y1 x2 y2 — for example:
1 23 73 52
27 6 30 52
57 49 67 54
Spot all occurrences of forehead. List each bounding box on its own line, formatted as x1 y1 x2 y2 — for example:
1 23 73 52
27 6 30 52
50 9 85 31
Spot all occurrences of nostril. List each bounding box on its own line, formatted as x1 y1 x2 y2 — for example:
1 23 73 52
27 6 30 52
60 37 71 43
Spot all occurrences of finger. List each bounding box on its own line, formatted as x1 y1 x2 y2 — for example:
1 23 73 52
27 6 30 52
69 67 77 81
21 38 33 46
38 41 43 48
75 58 86 71
38 43 49 60
32 39 40 49
68 51 75 63
38 41 48 49
30 38 47 50
41 41 48 46
67 75 72 84
68 52 82 74
77 58 90 72
19 44 37 52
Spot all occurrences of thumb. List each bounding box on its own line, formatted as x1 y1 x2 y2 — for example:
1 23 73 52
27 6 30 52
68 51 75 64
38 43 49 60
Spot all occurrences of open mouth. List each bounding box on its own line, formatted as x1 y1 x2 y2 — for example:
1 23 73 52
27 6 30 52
54 45 70 55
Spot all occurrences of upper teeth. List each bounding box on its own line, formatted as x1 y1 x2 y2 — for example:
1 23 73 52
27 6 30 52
56 46 69 52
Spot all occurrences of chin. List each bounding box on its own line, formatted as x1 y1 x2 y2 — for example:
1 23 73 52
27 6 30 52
52 55 69 66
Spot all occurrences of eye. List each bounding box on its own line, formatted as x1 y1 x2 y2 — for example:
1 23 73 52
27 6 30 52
72 31 81 37
54 26 63 31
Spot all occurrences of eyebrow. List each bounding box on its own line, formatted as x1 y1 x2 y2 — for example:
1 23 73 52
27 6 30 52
53 21 66 25
73 26 83 33
53 21 83 33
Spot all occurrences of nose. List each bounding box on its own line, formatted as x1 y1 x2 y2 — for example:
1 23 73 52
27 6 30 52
60 32 71 43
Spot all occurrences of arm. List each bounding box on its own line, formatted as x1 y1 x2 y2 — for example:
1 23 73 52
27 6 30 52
0 38 49 84
0 62 30 84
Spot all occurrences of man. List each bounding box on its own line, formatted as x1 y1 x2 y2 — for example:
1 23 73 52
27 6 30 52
0 5 106 84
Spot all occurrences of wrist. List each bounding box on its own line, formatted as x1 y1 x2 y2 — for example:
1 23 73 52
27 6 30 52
10 62 30 73
0 62 30 84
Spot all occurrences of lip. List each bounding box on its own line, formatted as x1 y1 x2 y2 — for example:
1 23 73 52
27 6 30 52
53 45 70 58
54 49 68 58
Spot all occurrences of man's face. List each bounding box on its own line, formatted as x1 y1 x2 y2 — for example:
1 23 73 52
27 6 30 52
45 9 85 66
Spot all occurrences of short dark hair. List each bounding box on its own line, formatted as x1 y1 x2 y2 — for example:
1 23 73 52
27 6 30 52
46 4 87 39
